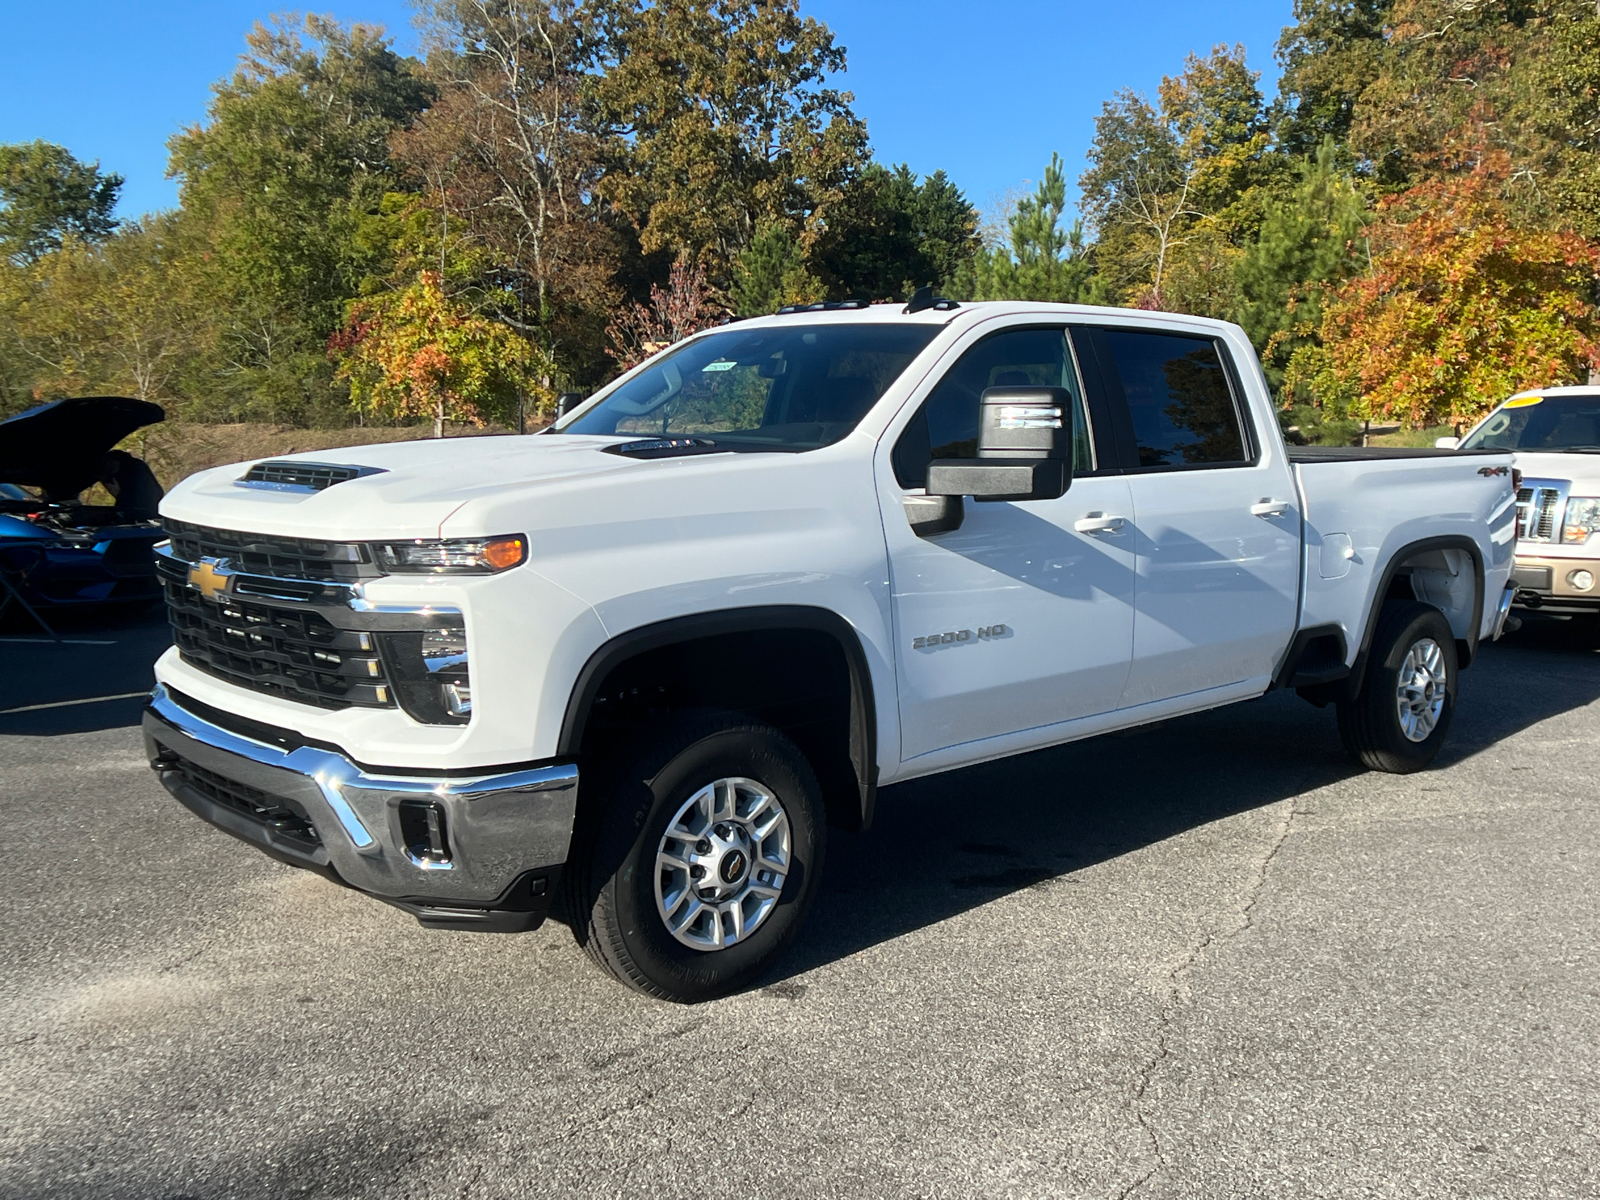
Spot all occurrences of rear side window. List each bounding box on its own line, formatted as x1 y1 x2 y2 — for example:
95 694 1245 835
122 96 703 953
1100 329 1248 469
892 327 1092 488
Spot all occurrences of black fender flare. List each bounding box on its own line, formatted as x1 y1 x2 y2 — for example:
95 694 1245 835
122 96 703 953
1346 534 1485 699
557 605 879 830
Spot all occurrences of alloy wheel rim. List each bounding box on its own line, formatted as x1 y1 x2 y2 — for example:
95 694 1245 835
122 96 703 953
1395 637 1447 742
654 776 790 952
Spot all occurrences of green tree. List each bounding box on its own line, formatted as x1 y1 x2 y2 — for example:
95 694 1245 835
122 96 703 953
1084 46 1275 310
168 14 432 422
960 154 1096 303
403 1 619 388
811 163 978 301
1521 1 1600 239
0 141 122 265
730 221 820 315
1272 0 1394 158
1234 140 1368 391
592 0 868 281
0 217 201 408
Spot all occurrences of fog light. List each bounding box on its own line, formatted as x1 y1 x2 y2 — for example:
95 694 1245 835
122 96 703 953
1567 569 1594 591
376 621 471 725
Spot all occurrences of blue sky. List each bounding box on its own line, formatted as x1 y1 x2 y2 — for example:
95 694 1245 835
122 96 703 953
0 0 1293 222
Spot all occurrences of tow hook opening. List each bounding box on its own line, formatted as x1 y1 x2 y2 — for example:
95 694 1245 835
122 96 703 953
398 800 452 868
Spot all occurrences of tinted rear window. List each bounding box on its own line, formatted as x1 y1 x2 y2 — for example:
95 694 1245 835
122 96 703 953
1101 330 1247 468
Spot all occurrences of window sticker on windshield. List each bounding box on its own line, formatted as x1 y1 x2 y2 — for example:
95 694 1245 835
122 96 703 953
701 360 737 372
1505 396 1544 408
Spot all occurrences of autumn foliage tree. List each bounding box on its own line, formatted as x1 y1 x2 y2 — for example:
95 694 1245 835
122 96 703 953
332 271 551 436
1286 166 1600 430
605 259 725 372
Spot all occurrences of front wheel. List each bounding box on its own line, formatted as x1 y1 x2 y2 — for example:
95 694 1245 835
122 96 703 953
1337 600 1458 773
566 713 826 1002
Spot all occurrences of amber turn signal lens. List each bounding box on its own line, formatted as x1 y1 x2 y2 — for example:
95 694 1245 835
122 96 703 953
482 536 527 571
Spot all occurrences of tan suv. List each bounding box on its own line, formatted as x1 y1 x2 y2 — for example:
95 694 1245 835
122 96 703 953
1442 387 1600 625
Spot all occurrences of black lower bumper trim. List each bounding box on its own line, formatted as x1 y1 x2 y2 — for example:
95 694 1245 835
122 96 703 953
380 869 561 932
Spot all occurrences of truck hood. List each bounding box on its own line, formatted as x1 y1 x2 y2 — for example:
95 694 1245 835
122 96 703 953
1511 450 1600 494
160 434 652 539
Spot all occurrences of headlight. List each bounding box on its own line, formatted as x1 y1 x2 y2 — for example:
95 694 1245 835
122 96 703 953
378 621 472 725
373 535 526 574
1562 498 1600 544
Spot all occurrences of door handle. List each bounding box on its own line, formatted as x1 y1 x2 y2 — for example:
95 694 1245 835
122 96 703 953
1074 512 1127 533
1250 499 1290 518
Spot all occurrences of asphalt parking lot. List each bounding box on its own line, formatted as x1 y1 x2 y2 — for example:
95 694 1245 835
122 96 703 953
2 609 1597 1199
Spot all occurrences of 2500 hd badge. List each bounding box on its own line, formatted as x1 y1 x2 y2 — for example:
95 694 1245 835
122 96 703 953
913 624 1008 650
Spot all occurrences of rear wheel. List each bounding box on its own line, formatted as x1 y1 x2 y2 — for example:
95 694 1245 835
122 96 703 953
566 712 826 1002
1337 601 1458 773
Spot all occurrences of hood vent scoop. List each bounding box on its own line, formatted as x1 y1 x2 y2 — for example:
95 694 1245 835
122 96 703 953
236 461 387 493
603 437 721 459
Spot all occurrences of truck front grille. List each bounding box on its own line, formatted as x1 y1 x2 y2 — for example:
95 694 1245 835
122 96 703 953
163 519 380 584
165 579 394 710
1516 485 1566 543
157 747 322 848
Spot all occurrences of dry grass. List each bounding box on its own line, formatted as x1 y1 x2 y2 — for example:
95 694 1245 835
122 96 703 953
123 422 513 491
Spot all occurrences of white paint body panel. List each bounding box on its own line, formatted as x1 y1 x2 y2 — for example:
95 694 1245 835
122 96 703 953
153 302 1513 785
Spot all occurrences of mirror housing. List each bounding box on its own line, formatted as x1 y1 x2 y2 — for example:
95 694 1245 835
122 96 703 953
556 391 585 418
926 386 1074 502
902 492 964 536
1434 436 1460 450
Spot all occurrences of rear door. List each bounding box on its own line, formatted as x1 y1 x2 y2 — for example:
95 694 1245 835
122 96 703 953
879 323 1137 762
1071 325 1300 707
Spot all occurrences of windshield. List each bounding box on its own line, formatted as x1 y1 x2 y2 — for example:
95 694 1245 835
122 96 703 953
1460 393 1600 452
558 323 940 450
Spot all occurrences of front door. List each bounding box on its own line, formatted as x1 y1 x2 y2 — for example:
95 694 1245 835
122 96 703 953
880 324 1138 762
1072 325 1301 707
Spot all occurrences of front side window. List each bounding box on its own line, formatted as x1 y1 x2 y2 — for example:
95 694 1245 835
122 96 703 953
1099 329 1248 469
558 323 939 451
892 327 1093 488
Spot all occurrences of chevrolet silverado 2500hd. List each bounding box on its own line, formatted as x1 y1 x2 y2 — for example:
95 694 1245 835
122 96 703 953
143 301 1517 1001
1439 386 1600 629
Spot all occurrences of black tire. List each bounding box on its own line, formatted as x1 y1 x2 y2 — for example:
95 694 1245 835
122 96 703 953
565 712 826 1003
1337 600 1458 773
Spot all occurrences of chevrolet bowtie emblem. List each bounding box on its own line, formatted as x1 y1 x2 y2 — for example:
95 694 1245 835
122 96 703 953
187 558 233 601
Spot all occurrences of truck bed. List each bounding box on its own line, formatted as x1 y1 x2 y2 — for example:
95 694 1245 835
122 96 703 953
1286 445 1504 463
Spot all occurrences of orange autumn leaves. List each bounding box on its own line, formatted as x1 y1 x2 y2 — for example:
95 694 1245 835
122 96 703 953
330 272 552 437
1288 167 1600 430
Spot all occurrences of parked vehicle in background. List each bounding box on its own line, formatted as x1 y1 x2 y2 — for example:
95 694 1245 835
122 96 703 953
0 398 167 616
143 300 1516 1002
1441 387 1600 630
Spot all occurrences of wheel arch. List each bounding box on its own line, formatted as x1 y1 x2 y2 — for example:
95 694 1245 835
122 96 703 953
558 605 879 831
1349 534 1484 697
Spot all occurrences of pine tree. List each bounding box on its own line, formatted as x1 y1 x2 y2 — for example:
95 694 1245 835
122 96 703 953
961 154 1096 303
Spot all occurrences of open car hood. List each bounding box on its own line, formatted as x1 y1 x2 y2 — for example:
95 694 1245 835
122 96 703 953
0 396 165 497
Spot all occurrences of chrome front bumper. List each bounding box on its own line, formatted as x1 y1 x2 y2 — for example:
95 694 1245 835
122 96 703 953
142 685 578 931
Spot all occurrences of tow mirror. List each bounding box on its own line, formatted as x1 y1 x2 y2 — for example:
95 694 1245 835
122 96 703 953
1435 436 1459 450
926 386 1073 502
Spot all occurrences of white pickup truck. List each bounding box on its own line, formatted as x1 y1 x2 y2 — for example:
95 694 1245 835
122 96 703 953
143 300 1517 1001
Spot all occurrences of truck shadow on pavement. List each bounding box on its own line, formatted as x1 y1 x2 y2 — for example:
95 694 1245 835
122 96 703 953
771 621 1600 987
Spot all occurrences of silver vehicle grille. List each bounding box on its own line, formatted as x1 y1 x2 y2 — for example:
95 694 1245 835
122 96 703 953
1515 480 1570 543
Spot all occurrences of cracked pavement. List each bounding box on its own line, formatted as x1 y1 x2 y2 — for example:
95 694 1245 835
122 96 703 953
2 611 1598 1198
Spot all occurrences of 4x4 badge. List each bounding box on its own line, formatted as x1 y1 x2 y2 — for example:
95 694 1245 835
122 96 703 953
1477 465 1509 477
